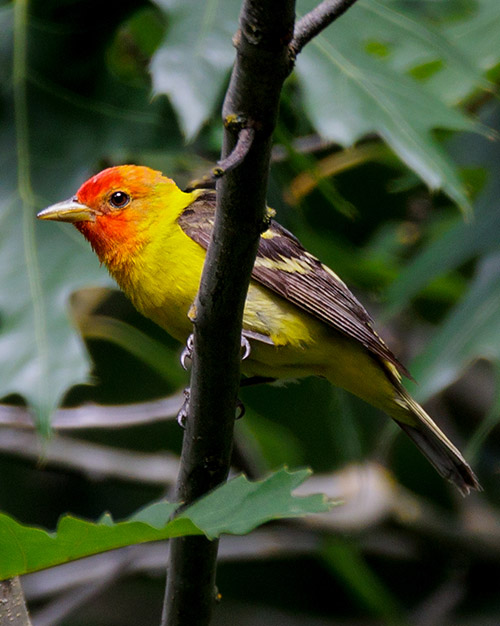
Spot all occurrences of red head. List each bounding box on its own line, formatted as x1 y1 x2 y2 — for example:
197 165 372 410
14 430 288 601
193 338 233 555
37 165 179 264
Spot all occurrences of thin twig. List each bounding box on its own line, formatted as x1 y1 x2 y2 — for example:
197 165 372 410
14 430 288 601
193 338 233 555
0 428 180 484
30 547 142 626
0 393 182 430
185 127 256 191
291 0 360 55
216 126 256 174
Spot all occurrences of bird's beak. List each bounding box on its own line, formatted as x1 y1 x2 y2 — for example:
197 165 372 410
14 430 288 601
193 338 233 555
37 198 99 223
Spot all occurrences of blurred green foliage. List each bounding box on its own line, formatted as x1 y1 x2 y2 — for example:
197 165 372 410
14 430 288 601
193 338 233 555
0 0 499 624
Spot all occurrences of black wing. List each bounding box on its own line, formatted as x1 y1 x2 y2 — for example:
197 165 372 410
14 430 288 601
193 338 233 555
178 192 410 378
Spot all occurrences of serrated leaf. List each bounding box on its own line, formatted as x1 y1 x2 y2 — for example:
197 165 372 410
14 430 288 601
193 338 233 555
150 0 239 139
295 0 485 212
0 503 190 580
183 467 330 539
0 468 331 579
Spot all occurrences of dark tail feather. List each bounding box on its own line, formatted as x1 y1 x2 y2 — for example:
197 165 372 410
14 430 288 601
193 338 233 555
394 393 481 496
398 421 481 496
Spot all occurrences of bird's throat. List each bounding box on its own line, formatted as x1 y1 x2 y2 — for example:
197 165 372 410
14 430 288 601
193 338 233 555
76 213 144 274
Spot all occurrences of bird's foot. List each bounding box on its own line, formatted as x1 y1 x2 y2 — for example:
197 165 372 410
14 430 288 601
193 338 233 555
177 333 251 427
176 388 246 428
180 333 251 370
177 387 191 428
180 334 195 370
240 335 251 360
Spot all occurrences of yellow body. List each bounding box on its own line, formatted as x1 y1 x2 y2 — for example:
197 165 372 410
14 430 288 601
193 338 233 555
37 165 479 494
97 182 400 420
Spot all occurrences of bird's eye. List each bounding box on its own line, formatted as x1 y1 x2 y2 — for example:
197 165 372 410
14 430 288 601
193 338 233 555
109 191 130 209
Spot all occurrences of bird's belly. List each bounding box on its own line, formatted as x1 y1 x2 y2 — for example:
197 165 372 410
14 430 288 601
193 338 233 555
243 328 399 414
124 266 398 409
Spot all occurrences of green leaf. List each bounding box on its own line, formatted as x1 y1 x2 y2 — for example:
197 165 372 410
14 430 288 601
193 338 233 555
426 0 500 103
408 253 500 403
0 502 189 581
150 0 239 139
385 107 500 317
0 2 184 425
322 536 403 624
0 194 111 428
184 467 330 539
0 468 331 579
296 38 474 211
295 0 485 212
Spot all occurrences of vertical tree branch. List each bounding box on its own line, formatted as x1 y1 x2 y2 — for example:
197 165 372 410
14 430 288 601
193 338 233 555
161 1 296 624
162 0 364 623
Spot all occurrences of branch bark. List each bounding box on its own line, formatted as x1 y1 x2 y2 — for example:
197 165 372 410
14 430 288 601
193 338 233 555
162 0 362 624
161 1 295 624
0 578 32 626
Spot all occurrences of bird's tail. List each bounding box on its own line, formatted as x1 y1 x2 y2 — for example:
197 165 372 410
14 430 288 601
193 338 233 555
391 388 481 496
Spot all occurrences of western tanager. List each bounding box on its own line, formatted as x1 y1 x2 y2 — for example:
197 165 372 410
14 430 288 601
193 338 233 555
38 165 480 494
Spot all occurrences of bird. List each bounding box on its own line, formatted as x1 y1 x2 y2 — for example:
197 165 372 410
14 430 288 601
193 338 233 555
37 165 480 495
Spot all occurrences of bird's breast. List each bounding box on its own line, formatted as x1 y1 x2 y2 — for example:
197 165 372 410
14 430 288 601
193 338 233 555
111 225 207 342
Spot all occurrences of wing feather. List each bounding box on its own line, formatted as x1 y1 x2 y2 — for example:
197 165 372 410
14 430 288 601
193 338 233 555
178 192 410 378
